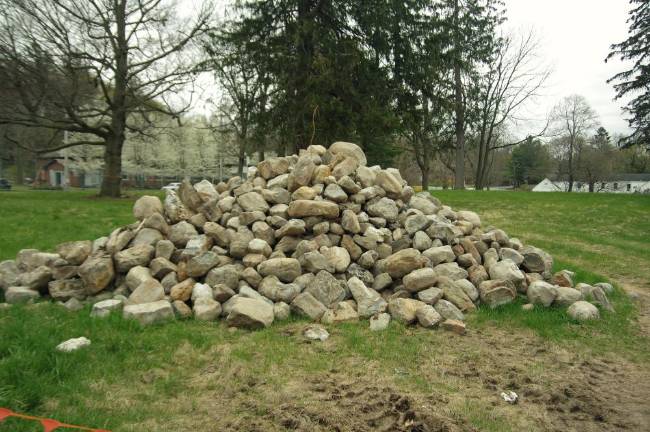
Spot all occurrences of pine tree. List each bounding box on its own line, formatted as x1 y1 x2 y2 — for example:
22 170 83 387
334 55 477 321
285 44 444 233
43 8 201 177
607 0 649 148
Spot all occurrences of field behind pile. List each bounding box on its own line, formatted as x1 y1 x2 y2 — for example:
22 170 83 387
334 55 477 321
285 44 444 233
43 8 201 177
0 188 649 432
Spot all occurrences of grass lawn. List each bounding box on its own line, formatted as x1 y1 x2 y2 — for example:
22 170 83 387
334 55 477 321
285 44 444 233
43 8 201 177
0 189 648 431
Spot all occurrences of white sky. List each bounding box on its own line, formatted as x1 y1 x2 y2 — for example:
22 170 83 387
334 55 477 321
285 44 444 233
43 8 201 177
503 0 633 136
190 0 635 137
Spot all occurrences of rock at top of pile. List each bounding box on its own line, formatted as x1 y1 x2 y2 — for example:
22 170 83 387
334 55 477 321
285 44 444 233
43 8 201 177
3 141 611 333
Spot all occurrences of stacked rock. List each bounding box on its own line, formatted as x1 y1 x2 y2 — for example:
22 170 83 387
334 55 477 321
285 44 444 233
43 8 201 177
0 142 613 330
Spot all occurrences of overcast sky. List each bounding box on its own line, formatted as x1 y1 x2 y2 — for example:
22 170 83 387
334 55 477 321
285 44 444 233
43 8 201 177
503 0 633 136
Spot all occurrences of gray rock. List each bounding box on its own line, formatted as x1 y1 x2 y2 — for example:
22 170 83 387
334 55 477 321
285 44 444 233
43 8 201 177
488 259 525 292
373 273 392 291
128 278 165 305
417 287 444 305
169 221 199 248
300 251 335 273
191 282 214 301
193 297 222 321
303 324 330 341
258 276 302 303
402 267 436 293
205 264 239 289
63 297 84 312
416 305 443 328
321 301 359 323
388 298 424 324
114 244 154 273
226 297 274 329
56 241 92 266
341 209 361 233
0 260 19 290
5 286 40 304
90 299 123 318
433 299 465 321
78 255 114 294
123 300 174 325
432 262 469 281
305 271 347 308
479 280 517 308
367 197 398 222
422 245 455 266
291 292 328 320
382 248 426 278
48 279 86 301
554 286 582 306
527 280 557 307
187 251 220 278
273 302 291 320
369 312 391 331
125 266 152 291
257 258 302 282
567 301 600 321
521 245 553 274
19 266 53 291
133 195 164 220
404 214 432 235
149 257 177 280
324 183 348 202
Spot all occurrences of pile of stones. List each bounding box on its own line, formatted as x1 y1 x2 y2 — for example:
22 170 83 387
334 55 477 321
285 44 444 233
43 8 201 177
0 142 614 331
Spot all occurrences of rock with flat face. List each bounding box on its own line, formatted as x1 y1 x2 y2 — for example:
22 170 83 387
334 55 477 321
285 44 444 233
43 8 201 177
287 200 340 218
305 271 347 308
186 251 220 278
293 156 316 188
258 276 301 303
170 278 196 302
375 170 402 196
521 246 553 274
129 278 165 305
79 255 114 294
258 258 301 282
123 300 174 325
554 286 582 306
432 262 468 281
434 299 465 321
19 266 52 291
439 277 476 312
257 157 290 179
479 279 517 308
417 287 443 305
291 292 328 321
205 265 239 289
226 297 274 329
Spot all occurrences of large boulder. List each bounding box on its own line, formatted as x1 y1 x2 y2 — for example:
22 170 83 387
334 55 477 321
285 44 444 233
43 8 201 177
114 244 154 273
48 279 86 301
521 246 553 274
402 268 437 293
388 298 425 324
479 280 517 308
304 271 347 308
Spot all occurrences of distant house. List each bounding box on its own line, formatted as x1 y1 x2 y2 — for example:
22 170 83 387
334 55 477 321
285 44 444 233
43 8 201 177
532 174 650 193
35 156 102 188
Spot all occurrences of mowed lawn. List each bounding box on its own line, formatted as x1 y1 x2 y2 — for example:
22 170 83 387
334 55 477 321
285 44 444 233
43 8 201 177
0 188 648 432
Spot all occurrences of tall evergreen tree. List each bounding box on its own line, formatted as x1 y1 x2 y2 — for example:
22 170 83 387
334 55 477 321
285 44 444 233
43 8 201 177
607 0 649 148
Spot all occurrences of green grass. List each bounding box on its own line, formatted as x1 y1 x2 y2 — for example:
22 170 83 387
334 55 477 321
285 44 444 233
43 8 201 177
0 189 649 431
0 189 162 261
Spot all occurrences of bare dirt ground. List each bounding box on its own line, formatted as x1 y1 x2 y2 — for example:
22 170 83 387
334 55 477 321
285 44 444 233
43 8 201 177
122 293 650 432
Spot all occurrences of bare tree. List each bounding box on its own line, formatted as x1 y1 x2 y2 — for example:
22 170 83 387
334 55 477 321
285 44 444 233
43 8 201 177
0 0 212 196
551 95 599 192
471 31 551 189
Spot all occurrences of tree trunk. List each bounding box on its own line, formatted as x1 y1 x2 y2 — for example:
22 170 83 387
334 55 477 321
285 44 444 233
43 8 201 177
588 181 594 193
99 0 127 198
100 134 124 197
421 165 430 191
237 135 246 178
452 0 464 190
